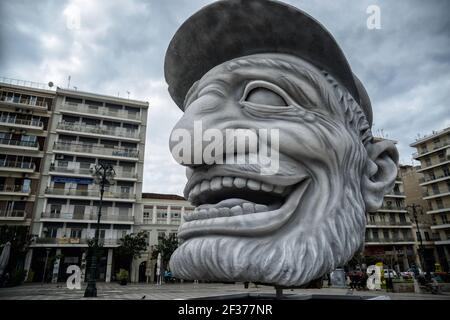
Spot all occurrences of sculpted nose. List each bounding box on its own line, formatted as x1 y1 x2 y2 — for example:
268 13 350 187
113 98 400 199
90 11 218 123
169 108 212 167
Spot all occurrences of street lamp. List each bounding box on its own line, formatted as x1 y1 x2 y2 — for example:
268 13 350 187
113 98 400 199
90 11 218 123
406 204 429 278
84 162 115 297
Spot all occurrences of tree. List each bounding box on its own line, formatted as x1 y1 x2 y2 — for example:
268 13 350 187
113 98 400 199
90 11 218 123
0 225 32 286
114 231 148 275
152 234 179 274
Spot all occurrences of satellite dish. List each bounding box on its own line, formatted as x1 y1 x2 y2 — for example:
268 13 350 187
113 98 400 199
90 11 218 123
48 81 54 88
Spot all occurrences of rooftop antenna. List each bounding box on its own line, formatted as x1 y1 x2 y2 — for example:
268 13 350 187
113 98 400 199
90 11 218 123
67 75 71 89
73 86 78 91
48 81 54 88
127 91 130 99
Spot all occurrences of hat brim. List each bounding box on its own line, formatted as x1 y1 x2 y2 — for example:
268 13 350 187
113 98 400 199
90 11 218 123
164 0 372 126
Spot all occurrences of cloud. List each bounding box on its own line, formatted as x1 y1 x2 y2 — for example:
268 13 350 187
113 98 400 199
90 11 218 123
1 0 449 195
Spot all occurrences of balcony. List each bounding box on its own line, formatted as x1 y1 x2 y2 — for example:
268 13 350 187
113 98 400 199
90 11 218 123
420 173 450 186
53 141 139 159
384 191 406 198
412 141 450 159
417 160 450 173
0 160 35 173
366 221 411 227
0 209 27 220
0 117 44 130
40 211 134 223
61 102 141 122
33 237 120 246
0 138 39 151
423 190 450 200
49 162 137 180
0 184 31 196
365 237 415 244
0 95 49 110
56 122 139 140
378 205 407 212
44 187 136 200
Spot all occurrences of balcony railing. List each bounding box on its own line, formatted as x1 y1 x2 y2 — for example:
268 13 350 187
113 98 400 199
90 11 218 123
413 141 450 158
386 190 404 196
0 160 35 171
49 162 137 179
45 187 136 199
378 205 406 211
53 141 138 158
0 210 27 218
0 117 44 129
0 138 38 148
421 173 450 184
34 237 120 245
62 102 140 121
41 211 134 222
367 221 411 226
0 184 30 193
0 95 49 109
366 237 415 243
57 122 139 139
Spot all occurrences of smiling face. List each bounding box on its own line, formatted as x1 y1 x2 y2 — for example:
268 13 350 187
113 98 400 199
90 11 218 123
168 53 395 286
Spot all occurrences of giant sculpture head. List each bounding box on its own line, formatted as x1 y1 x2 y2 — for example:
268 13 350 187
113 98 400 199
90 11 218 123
165 0 399 287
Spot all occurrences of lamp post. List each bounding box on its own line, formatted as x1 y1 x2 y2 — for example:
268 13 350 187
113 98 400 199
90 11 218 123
406 204 428 277
84 163 115 297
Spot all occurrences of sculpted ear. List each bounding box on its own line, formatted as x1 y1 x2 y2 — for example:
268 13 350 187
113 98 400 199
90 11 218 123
361 139 399 212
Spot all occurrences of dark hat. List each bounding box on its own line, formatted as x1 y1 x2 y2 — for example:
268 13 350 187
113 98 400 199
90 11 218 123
164 0 372 126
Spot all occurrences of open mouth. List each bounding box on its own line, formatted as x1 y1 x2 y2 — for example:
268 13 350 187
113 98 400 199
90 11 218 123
178 174 310 240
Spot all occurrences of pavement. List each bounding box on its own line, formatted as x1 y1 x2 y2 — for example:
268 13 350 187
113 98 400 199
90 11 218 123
1 282 450 300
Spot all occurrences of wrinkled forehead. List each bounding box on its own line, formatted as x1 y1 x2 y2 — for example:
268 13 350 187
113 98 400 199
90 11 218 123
184 53 328 107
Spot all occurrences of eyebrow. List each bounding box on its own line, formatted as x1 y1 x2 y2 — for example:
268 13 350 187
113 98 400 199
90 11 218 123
184 77 231 109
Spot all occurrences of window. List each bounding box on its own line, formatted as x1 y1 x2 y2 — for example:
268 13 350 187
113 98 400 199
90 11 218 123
425 157 432 167
372 230 379 240
47 227 58 238
383 230 389 239
441 214 449 224
399 214 406 223
369 214 376 224
50 204 61 217
436 198 444 209
73 205 85 219
425 232 430 241
70 228 82 238
143 211 151 224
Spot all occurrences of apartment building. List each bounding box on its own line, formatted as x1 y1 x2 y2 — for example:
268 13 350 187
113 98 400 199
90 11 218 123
361 138 416 271
27 88 148 283
0 80 54 229
410 126 450 271
133 193 193 283
400 164 439 271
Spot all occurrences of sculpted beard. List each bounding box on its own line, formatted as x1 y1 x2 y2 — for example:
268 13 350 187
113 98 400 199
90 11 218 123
170 67 371 285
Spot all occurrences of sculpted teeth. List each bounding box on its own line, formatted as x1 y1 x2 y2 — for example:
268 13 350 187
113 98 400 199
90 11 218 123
185 201 266 221
187 176 287 204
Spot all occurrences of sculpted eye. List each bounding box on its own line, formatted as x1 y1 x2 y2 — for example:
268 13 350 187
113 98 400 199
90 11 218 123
245 87 287 106
241 80 293 108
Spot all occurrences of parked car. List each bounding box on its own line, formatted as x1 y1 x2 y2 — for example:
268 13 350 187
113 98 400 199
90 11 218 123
401 267 424 279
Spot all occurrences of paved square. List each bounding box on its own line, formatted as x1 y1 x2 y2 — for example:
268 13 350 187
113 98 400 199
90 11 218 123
1 283 450 300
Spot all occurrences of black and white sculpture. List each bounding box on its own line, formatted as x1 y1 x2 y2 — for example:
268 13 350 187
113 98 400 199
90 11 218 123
165 0 399 287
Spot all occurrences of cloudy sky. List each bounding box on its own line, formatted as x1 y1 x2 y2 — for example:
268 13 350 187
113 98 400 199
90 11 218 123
1 0 449 196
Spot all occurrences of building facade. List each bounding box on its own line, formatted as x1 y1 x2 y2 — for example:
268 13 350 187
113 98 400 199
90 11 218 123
0 81 54 232
26 87 148 283
399 164 439 271
410 126 450 271
133 193 193 283
364 174 417 271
